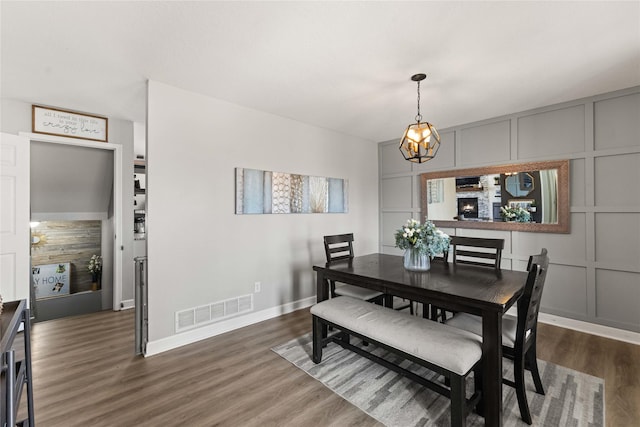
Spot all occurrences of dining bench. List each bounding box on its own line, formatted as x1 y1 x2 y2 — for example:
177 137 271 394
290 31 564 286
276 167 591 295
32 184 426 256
311 295 483 427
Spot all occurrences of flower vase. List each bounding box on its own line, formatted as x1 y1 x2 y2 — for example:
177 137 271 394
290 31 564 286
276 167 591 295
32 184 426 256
403 248 431 271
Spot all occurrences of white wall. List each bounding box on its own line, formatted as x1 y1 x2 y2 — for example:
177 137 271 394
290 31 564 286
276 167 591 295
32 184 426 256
146 81 379 347
379 86 640 334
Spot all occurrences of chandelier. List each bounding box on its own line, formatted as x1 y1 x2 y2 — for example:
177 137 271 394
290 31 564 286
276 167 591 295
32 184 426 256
398 73 441 163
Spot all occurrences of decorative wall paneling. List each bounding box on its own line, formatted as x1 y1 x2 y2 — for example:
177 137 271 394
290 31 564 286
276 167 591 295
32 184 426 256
378 87 640 332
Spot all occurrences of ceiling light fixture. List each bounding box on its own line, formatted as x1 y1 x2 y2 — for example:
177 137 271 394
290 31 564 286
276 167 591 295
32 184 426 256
399 73 441 163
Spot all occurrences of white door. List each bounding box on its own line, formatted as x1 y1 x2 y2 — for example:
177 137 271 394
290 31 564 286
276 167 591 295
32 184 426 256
0 133 30 302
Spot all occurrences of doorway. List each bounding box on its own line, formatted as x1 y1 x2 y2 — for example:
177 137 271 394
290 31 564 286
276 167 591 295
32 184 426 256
24 132 123 318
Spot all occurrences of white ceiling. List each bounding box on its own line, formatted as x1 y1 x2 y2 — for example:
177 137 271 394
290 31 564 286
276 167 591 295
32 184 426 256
2 1 639 143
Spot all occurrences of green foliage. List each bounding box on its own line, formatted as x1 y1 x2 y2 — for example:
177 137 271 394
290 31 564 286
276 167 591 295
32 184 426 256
500 205 531 222
394 218 450 256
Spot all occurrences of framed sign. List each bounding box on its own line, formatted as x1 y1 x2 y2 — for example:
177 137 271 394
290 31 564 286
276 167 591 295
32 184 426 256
32 105 108 142
32 262 71 299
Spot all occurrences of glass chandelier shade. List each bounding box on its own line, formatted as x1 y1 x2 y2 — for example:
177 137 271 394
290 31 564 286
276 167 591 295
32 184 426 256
400 121 441 163
399 74 441 164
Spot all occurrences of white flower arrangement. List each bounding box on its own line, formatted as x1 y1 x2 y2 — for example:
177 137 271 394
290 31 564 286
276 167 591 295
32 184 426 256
500 205 531 222
88 254 102 275
394 218 450 256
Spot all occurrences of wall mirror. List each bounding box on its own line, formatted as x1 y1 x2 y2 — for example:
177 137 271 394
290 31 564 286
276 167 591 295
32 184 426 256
420 159 570 233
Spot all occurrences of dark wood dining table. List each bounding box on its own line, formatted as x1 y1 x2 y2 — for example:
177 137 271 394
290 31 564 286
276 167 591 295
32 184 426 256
313 253 528 427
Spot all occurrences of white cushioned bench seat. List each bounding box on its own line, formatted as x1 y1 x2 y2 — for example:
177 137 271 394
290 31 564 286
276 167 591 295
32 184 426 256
311 296 482 376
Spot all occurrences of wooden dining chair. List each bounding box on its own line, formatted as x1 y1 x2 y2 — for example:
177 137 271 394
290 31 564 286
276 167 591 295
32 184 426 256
429 236 505 322
450 235 504 271
323 234 385 305
445 248 550 425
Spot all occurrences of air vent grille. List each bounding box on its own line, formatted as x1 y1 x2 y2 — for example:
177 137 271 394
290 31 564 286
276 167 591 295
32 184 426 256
175 294 254 333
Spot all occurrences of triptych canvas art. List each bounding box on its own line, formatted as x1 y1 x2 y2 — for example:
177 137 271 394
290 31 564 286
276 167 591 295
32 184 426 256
235 168 348 214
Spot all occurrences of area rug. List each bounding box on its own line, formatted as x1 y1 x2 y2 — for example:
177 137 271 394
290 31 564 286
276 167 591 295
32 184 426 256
272 334 604 427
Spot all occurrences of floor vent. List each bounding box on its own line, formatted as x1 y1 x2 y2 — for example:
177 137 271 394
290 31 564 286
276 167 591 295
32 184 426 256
175 294 254 333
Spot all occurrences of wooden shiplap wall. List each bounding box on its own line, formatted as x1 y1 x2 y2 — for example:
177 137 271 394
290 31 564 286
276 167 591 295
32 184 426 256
31 220 102 293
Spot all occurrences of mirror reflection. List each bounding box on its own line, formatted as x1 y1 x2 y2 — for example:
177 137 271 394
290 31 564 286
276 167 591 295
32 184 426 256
427 170 557 223
505 173 534 197
420 160 570 233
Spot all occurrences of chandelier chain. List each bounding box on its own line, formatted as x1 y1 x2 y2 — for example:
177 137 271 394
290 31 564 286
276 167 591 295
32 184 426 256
415 80 422 123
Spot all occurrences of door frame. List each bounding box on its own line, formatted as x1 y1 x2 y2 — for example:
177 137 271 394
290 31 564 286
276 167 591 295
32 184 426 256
20 132 123 310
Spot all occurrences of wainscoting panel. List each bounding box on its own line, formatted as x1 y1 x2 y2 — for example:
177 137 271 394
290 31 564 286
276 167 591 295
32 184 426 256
594 153 640 207
380 176 413 209
459 120 511 166
594 92 640 150
570 158 586 207
595 269 640 327
541 264 588 317
594 213 640 267
517 104 586 159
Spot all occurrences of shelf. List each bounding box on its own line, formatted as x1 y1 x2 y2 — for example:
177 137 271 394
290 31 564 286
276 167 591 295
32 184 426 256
134 160 146 241
456 187 484 192
134 159 146 173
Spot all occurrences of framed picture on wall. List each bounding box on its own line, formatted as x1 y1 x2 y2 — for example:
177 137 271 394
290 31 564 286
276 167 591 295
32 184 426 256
32 263 71 299
508 199 534 210
32 105 108 142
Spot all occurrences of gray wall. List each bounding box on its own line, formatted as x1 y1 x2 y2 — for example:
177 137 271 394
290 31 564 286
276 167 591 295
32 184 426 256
379 86 640 333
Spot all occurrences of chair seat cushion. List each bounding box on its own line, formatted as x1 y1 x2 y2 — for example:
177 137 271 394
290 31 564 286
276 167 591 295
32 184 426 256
311 296 482 375
334 284 383 300
445 313 520 347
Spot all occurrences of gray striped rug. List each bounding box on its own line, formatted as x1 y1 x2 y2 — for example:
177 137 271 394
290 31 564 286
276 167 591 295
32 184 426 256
272 334 604 427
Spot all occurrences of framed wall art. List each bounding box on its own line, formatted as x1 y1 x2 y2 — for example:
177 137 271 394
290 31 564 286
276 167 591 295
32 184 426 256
235 168 348 214
32 105 108 142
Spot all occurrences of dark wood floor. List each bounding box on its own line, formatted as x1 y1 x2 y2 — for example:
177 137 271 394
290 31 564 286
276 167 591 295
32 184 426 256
19 308 639 426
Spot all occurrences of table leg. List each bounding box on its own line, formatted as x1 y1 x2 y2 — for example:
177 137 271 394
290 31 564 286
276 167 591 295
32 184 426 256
481 310 503 427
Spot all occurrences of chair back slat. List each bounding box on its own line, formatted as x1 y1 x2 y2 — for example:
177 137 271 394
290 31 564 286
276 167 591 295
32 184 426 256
450 236 504 271
324 233 355 264
517 248 550 344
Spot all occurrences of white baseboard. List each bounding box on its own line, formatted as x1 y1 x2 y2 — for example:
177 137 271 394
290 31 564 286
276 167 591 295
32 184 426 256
145 296 316 357
506 307 640 345
119 299 135 310
538 312 640 345
146 297 639 356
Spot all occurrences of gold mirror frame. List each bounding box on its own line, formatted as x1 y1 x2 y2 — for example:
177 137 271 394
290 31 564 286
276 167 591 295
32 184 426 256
420 159 570 233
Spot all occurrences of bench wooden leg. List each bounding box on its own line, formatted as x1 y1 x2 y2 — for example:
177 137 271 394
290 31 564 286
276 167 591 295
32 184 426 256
473 365 484 416
312 315 323 363
450 374 466 427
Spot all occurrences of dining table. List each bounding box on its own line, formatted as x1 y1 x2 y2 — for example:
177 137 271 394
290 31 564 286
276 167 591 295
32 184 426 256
313 253 528 427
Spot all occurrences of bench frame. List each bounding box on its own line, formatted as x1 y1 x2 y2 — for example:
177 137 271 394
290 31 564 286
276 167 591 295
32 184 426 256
312 314 482 427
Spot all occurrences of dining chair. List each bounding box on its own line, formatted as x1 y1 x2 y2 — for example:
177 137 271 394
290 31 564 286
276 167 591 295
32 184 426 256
445 248 550 425
450 235 504 271
429 236 505 322
323 234 385 305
